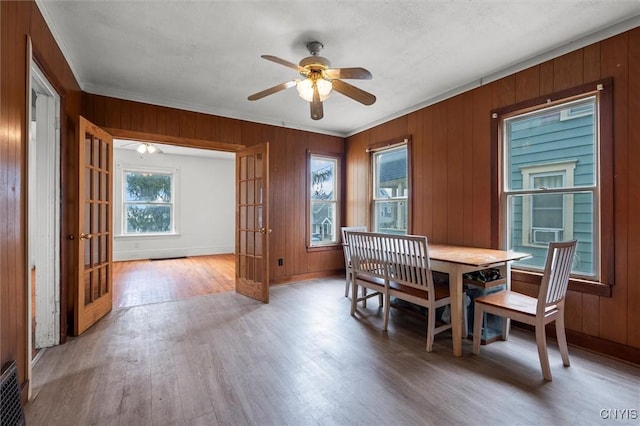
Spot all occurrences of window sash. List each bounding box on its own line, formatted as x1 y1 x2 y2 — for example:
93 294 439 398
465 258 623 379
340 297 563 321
122 169 175 235
501 94 599 278
372 145 408 234
308 153 340 247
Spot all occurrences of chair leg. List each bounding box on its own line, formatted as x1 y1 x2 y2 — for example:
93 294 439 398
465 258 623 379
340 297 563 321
350 280 358 316
382 292 391 332
426 305 436 352
535 324 552 381
378 292 384 307
555 315 571 367
344 270 350 297
472 303 484 354
362 287 367 308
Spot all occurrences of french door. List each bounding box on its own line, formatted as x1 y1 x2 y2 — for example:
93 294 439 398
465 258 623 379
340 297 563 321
75 116 113 334
235 143 270 302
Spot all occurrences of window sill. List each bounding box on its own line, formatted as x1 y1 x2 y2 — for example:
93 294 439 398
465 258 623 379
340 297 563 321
307 244 342 253
115 233 181 239
511 269 611 297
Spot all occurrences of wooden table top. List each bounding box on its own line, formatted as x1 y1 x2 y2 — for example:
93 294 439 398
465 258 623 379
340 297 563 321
429 244 530 267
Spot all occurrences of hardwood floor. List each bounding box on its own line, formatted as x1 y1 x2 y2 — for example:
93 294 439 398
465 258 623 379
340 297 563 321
112 254 235 309
27 277 639 425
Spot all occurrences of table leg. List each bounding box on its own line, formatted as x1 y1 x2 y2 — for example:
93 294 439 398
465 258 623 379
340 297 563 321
449 265 463 357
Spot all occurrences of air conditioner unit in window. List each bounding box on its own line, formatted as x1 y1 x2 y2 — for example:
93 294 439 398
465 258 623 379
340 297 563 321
532 228 562 244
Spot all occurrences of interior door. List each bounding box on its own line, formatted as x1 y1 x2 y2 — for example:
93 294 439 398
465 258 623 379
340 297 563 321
75 116 113 334
235 143 270 303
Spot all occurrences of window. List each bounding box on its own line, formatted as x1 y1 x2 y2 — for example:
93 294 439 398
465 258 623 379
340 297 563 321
372 144 408 234
497 80 613 285
520 161 577 245
309 154 339 246
123 169 175 234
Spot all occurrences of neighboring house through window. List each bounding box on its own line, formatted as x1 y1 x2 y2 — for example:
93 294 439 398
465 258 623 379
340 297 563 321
123 168 175 235
496 79 613 287
371 143 408 235
309 153 340 247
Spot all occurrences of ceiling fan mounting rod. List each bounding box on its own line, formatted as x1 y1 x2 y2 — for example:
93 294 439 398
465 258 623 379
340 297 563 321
306 41 324 56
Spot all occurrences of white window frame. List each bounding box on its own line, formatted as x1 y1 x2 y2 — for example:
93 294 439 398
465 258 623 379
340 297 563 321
308 153 340 247
502 96 599 279
121 166 178 236
371 144 408 234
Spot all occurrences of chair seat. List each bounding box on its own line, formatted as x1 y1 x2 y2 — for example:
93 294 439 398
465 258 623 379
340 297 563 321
355 274 450 301
389 281 450 301
476 290 557 317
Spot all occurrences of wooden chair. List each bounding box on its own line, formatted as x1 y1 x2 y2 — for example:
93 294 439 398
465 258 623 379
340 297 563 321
341 226 367 297
347 231 453 352
472 240 577 381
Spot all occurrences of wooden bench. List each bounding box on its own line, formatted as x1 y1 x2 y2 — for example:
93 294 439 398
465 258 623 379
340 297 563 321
344 231 454 352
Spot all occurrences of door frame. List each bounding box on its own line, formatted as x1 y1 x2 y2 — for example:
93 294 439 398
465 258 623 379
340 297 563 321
28 58 62 349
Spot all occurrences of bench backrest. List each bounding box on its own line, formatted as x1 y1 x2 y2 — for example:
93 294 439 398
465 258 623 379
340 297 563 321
345 231 435 292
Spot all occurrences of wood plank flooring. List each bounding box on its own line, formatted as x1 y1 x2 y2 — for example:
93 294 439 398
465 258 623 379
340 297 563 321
27 277 640 425
112 254 235 309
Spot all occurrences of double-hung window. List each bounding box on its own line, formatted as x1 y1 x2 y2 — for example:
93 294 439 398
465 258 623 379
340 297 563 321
309 153 340 247
123 169 175 235
496 79 613 289
371 144 408 235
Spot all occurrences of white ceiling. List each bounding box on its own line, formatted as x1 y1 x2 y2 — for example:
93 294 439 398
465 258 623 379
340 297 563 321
37 1 640 137
113 139 235 159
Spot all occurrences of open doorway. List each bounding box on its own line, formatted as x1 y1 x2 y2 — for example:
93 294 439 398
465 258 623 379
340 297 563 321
28 53 62 376
112 140 236 308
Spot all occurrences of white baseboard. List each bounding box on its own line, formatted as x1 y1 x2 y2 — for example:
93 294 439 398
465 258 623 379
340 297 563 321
113 245 234 262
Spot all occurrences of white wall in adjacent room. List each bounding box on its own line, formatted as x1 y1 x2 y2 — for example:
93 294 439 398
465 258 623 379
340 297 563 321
113 146 235 261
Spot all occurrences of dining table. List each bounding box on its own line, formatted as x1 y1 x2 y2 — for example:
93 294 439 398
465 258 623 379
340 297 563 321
428 244 531 356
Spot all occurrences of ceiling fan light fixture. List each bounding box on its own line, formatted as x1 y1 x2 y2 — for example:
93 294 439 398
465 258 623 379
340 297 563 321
136 142 159 154
296 78 332 102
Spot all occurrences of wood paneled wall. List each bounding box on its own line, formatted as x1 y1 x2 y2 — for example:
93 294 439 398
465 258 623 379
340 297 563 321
1 0 82 397
346 28 640 356
81 94 346 284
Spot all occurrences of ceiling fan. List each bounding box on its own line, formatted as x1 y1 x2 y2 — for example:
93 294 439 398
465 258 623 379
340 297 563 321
118 141 164 154
248 41 376 120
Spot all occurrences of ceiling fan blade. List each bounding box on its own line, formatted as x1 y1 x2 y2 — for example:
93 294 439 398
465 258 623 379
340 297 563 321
332 79 376 105
310 85 323 120
248 80 297 101
325 67 372 80
261 55 305 73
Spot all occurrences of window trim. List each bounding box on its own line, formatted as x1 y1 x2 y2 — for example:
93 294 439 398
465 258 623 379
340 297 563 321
120 166 178 236
491 78 614 295
306 150 343 251
368 138 411 235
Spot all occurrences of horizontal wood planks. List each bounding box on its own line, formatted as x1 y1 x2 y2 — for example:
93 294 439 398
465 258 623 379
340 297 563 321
345 27 640 351
112 254 235 309
25 278 640 425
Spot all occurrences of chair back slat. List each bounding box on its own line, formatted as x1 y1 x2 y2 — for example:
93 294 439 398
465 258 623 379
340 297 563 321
538 240 578 313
